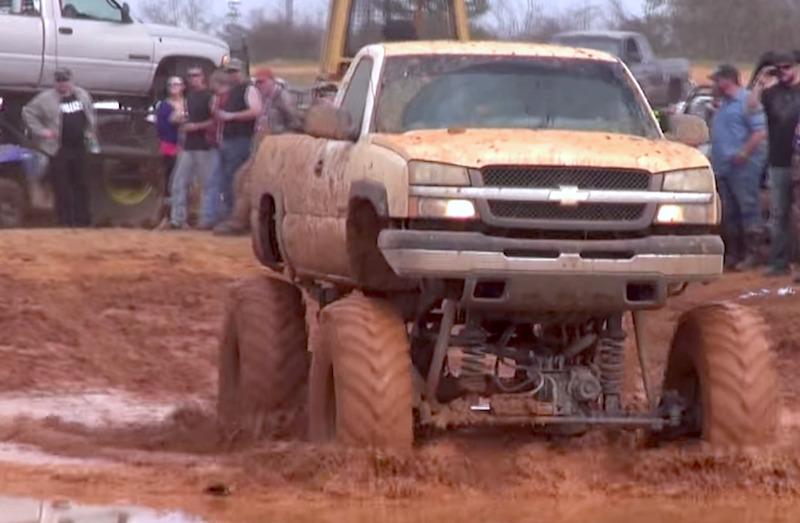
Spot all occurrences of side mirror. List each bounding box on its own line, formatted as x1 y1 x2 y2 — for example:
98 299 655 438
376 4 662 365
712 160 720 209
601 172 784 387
665 113 710 148
303 105 358 142
121 2 133 23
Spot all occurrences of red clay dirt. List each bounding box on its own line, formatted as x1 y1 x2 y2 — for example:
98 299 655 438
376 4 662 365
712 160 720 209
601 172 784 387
3 230 800 522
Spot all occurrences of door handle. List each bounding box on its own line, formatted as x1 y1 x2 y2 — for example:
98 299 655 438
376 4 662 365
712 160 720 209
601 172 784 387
59 27 73 34
313 158 323 177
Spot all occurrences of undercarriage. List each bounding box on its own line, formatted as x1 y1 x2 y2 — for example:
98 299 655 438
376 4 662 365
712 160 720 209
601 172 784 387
410 303 673 432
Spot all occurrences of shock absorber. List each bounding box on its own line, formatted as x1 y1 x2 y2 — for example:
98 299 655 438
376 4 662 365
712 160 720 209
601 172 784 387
598 313 625 412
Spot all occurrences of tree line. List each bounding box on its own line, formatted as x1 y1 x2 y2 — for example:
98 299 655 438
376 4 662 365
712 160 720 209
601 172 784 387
140 0 800 64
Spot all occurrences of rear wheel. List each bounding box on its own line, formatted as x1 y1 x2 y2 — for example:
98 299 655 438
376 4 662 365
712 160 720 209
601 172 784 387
659 302 779 448
308 292 413 450
217 275 308 443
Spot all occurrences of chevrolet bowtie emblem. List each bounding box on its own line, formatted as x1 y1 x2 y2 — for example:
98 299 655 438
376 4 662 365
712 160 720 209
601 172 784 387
549 185 588 207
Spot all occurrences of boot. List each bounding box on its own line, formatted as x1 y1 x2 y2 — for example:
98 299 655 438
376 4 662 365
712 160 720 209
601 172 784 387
734 227 763 271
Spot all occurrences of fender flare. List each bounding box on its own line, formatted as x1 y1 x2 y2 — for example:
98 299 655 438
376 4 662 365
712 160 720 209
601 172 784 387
348 179 389 218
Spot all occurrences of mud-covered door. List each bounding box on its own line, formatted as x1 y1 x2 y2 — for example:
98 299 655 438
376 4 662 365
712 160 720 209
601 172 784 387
292 56 373 278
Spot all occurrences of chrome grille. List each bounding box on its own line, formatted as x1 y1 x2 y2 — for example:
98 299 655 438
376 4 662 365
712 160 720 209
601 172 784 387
481 166 651 190
480 165 652 225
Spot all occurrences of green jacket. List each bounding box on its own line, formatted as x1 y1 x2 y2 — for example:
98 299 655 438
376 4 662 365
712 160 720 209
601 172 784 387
22 86 97 156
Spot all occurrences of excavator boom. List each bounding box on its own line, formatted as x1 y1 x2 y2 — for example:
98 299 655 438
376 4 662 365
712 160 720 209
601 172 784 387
319 0 470 81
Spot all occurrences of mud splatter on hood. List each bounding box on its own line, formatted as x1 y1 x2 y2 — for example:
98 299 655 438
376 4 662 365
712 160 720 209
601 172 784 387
370 129 709 173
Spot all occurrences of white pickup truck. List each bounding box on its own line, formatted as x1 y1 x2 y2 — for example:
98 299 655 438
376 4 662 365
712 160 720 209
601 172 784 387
0 0 230 104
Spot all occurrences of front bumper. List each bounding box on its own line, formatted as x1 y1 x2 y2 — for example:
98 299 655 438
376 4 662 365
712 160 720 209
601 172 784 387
378 230 723 312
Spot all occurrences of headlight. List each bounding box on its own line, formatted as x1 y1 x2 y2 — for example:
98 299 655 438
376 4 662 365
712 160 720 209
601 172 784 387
656 167 718 225
220 54 230 68
408 197 477 219
655 193 720 225
408 161 470 186
662 167 715 192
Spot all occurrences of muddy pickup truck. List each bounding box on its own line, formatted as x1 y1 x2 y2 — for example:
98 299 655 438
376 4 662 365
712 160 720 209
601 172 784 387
218 41 779 451
551 31 692 108
0 0 229 104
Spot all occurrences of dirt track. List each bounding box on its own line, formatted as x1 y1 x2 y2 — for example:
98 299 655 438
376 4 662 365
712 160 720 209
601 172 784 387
4 230 800 522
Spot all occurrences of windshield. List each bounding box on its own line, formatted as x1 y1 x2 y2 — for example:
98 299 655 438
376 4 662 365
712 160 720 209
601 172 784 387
551 37 622 58
372 55 659 139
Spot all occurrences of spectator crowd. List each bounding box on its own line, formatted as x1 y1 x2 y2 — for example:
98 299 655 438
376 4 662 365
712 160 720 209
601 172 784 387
707 52 800 283
153 58 302 235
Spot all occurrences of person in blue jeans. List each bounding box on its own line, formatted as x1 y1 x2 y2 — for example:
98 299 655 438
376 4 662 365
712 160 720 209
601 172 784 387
710 63 768 271
199 69 230 229
213 59 262 227
749 51 800 277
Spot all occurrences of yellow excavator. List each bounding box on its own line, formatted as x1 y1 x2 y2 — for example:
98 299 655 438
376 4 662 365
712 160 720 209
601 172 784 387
317 0 471 85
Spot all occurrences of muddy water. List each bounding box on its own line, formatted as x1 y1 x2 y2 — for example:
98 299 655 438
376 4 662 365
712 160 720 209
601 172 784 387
0 495 206 523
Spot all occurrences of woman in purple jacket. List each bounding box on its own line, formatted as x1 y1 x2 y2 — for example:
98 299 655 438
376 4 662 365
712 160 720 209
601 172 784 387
155 76 185 225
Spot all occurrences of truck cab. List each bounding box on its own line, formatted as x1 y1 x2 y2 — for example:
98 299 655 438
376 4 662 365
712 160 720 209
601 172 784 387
551 31 692 108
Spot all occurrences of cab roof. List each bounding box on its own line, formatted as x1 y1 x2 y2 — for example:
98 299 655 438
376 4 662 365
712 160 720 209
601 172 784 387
374 40 618 62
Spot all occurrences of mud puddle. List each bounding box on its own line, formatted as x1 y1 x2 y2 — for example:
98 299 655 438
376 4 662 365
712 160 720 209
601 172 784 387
0 495 207 523
0 442 106 467
0 391 195 428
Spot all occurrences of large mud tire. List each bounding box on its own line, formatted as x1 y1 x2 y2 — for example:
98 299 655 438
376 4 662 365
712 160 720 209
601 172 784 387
217 275 308 443
660 302 779 448
308 292 413 450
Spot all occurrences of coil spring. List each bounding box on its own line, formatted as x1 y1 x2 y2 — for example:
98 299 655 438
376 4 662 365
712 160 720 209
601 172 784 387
597 336 625 397
460 348 490 392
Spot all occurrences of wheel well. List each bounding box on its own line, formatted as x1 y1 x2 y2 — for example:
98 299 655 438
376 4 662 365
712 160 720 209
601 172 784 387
347 197 382 236
151 56 217 100
668 78 685 104
255 193 283 267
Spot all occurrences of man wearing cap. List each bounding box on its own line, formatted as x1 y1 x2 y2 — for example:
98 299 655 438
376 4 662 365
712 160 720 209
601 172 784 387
709 63 768 271
22 67 97 227
749 51 800 277
215 58 262 223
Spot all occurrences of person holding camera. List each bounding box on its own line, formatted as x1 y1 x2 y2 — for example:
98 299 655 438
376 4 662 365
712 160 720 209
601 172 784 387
749 51 800 277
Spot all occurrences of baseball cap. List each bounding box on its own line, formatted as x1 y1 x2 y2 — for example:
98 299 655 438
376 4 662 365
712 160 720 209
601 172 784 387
253 68 274 82
772 51 796 67
54 67 72 82
225 58 244 72
709 63 740 83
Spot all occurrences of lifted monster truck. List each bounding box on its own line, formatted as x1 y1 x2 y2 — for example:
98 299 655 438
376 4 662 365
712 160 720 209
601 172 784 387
219 41 780 450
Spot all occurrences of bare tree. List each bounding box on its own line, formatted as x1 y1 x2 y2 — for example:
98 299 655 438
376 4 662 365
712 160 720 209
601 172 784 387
140 0 212 31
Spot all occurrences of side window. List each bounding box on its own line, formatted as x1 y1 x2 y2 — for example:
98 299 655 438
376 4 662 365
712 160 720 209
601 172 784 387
61 0 123 21
0 0 41 15
625 38 642 63
340 58 374 135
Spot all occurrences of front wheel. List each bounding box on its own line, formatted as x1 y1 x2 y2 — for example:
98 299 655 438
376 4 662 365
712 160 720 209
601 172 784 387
658 302 780 448
308 292 414 450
